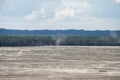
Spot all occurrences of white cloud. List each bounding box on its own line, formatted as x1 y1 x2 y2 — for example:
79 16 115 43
55 7 76 20
62 0 91 10
41 7 45 15
55 0 92 20
116 0 120 3
40 7 46 18
25 11 38 20
24 8 46 20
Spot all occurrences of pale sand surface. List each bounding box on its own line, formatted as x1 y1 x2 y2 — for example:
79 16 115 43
0 46 120 80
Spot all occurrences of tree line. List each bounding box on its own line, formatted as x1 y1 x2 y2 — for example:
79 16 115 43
0 28 120 36
0 35 120 46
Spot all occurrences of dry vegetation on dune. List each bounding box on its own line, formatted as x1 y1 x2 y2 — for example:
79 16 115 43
0 46 120 80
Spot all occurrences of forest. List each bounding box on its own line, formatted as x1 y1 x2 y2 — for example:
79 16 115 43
0 35 120 46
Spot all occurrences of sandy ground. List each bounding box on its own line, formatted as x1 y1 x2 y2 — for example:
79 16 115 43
0 46 120 80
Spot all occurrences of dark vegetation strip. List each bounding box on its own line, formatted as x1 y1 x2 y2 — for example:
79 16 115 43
0 28 120 36
0 35 120 46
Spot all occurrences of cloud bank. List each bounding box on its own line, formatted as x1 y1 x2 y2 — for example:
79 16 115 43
0 0 120 30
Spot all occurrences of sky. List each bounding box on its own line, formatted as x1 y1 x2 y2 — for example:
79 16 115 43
0 0 120 30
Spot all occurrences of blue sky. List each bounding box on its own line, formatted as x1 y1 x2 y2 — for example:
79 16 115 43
0 0 120 30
